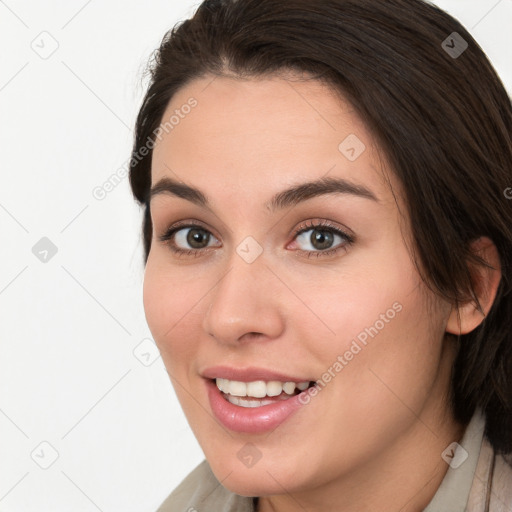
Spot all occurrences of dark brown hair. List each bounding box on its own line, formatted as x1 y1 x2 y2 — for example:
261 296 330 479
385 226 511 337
129 0 512 454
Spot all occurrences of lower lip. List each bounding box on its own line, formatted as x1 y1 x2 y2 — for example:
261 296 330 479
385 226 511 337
206 379 310 433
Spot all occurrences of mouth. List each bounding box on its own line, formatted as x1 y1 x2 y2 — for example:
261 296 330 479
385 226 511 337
213 378 316 408
204 375 317 433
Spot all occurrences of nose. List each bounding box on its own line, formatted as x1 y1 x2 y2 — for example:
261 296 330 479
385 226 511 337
202 251 286 346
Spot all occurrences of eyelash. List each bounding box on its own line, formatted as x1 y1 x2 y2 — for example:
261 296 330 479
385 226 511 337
157 219 355 259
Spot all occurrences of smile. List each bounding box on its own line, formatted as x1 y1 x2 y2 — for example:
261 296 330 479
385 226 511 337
215 378 312 408
204 378 316 433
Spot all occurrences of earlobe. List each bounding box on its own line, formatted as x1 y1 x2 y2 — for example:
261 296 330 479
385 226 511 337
446 237 502 336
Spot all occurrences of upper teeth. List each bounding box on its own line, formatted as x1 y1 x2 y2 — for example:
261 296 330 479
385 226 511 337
216 378 310 397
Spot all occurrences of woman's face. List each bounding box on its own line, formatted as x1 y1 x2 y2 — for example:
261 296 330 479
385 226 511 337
144 74 455 497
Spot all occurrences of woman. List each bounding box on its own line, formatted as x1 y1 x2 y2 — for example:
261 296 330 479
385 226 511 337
129 0 512 510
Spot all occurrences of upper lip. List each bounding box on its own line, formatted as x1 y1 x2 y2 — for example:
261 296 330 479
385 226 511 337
201 366 313 383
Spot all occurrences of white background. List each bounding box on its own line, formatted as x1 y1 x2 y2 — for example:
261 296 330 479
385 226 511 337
0 1 510 510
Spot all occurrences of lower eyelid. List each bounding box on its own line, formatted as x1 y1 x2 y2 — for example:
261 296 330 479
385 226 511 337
305 244 350 257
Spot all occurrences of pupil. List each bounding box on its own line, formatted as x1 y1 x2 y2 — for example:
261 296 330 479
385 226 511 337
187 228 209 248
311 230 333 250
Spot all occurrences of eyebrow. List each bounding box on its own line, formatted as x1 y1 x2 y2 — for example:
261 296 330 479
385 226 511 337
149 175 378 212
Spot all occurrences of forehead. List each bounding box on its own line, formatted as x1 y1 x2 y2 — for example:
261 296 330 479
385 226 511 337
150 74 398 208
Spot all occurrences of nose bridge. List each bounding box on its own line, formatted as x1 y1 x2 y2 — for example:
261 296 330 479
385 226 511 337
202 242 285 343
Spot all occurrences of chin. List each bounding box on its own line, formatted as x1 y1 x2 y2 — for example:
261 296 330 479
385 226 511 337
207 455 312 497
218 471 291 497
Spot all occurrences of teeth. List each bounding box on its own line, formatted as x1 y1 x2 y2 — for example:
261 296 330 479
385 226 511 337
226 395 278 408
228 380 248 397
282 382 296 394
215 378 310 397
266 381 284 397
247 381 267 398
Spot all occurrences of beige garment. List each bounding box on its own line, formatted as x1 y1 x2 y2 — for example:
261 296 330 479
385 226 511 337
157 408 512 511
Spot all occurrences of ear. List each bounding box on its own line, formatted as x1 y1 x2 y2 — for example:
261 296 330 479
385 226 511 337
446 237 502 335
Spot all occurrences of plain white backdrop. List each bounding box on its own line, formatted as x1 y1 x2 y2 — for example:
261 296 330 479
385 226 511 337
0 1 511 510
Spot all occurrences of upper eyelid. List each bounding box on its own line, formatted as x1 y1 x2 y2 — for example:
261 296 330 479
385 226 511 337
160 219 350 236
150 202 234 236
160 219 219 237
294 219 352 235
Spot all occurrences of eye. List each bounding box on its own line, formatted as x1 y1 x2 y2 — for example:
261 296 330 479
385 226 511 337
158 219 354 259
174 227 215 249
290 220 354 258
158 222 221 256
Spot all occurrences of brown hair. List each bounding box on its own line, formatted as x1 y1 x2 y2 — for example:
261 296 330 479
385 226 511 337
129 0 512 454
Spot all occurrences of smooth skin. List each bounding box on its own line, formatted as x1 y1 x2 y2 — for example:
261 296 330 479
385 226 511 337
143 73 501 512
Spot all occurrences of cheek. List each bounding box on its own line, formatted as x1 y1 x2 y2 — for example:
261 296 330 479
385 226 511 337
142 257 205 366
300 276 445 474
305 244 441 395
319 277 442 420
299 248 418 353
